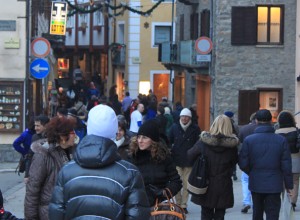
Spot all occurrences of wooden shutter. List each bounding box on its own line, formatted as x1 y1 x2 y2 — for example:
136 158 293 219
190 13 199 40
158 43 162 62
231 7 257 45
201 10 210 37
238 90 259 125
180 14 184 41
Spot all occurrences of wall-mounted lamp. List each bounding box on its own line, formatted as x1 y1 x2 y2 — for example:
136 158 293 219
297 75 300 82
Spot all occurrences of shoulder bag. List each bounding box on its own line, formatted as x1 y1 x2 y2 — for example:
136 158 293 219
187 145 209 195
150 188 186 220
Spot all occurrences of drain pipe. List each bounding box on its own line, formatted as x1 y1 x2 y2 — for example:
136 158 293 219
209 0 215 120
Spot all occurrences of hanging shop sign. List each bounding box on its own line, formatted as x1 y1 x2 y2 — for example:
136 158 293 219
50 1 68 35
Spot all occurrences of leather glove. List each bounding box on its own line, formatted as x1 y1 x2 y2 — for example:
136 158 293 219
148 184 164 197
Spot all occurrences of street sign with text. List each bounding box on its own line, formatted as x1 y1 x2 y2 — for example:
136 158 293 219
50 2 68 35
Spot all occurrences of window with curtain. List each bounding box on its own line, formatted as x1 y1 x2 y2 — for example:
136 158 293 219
231 5 284 45
257 6 283 44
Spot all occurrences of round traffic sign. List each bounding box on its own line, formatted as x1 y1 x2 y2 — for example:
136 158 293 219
31 37 51 58
30 59 50 79
195 37 213 54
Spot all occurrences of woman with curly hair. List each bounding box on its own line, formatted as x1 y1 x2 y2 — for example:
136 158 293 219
25 116 76 220
128 119 182 206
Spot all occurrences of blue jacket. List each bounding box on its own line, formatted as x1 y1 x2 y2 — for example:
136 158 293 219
238 124 293 193
13 129 35 156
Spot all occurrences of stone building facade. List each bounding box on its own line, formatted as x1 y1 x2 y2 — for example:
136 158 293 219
165 0 297 130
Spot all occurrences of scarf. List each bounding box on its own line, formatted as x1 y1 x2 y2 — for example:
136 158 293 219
180 120 192 131
114 136 125 148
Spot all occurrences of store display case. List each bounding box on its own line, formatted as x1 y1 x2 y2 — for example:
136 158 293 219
0 81 23 133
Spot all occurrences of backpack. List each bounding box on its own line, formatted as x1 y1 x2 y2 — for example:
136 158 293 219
187 146 209 195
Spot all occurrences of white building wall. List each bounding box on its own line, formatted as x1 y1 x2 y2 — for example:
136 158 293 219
128 1 141 99
0 1 26 79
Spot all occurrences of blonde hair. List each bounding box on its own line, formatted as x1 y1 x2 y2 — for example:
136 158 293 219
210 114 234 136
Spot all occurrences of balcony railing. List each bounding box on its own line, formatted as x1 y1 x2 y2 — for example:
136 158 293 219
159 40 209 70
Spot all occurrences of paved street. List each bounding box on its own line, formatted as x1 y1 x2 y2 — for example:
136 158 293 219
1 163 300 219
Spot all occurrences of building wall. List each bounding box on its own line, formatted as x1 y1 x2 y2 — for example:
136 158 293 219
0 1 26 79
295 1 300 125
176 0 296 123
0 0 26 161
114 0 174 99
212 0 296 119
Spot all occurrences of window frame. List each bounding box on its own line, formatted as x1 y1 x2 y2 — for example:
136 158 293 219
231 5 284 46
152 22 172 48
256 4 284 45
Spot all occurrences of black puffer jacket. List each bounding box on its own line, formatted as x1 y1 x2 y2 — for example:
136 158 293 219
188 132 239 209
130 150 182 206
49 135 150 220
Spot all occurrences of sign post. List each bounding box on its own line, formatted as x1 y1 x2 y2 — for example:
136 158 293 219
50 1 68 35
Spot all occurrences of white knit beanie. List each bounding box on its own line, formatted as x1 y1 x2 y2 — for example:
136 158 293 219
164 107 171 115
87 104 118 139
180 108 192 117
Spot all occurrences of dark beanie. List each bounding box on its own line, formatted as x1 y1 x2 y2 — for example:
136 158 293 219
224 111 234 118
278 111 295 128
137 119 160 142
256 109 272 122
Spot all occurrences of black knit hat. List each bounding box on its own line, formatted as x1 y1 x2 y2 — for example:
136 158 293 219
256 109 272 122
278 111 295 128
137 119 160 142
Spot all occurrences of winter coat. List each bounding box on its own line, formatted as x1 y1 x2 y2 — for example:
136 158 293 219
116 135 131 160
164 114 174 135
239 124 293 193
168 122 201 167
130 150 182 206
25 140 71 220
13 129 35 156
49 135 150 220
187 132 239 209
275 127 300 173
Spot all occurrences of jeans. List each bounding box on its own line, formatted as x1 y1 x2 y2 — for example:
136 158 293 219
175 166 192 208
241 172 252 206
201 206 226 220
251 192 281 220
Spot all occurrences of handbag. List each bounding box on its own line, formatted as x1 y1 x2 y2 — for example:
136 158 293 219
187 145 209 195
150 188 186 220
15 155 26 175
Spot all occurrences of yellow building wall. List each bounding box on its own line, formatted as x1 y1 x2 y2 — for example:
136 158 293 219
139 0 175 81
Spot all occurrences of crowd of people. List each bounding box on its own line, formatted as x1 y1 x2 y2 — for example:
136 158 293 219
0 83 298 220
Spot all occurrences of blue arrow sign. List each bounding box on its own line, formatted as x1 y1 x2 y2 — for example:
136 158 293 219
30 58 50 79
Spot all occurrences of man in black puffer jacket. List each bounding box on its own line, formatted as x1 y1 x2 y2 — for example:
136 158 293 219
49 104 150 220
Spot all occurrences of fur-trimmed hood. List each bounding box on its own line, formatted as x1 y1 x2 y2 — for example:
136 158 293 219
200 131 239 152
30 138 50 154
275 127 297 134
